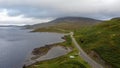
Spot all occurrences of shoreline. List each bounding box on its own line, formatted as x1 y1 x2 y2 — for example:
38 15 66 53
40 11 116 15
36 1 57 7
23 42 72 67
23 33 92 68
22 27 71 67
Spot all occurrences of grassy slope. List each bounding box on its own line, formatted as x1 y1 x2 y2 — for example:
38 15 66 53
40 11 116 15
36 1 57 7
74 18 120 68
26 35 91 68
32 22 93 33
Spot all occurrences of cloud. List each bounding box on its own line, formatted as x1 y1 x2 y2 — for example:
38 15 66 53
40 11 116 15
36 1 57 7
0 0 120 25
0 9 51 25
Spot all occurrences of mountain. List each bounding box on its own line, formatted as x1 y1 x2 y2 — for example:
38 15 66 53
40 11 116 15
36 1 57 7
27 17 102 32
26 17 101 29
74 17 120 68
49 17 101 23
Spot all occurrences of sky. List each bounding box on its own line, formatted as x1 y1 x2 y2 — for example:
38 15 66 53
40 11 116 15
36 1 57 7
0 0 120 25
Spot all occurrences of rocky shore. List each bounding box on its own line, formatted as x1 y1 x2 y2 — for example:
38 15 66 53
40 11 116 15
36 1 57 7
24 43 71 67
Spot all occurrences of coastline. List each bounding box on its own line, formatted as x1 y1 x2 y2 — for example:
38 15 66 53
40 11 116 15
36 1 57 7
24 40 72 67
23 33 92 68
22 26 71 67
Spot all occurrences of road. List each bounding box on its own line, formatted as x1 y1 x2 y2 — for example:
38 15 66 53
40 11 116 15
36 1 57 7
70 32 103 68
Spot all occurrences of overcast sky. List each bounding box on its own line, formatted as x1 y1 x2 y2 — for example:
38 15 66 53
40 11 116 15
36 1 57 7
0 0 120 25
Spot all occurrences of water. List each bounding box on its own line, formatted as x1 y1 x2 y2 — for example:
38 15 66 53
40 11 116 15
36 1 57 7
0 27 64 68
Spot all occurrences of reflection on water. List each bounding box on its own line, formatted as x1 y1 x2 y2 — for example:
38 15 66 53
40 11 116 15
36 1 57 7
0 27 64 68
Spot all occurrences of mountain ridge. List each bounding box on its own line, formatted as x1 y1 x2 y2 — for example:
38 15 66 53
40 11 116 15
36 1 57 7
49 17 101 23
26 17 102 29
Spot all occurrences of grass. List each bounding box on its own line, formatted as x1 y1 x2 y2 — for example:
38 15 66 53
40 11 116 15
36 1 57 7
26 49 91 68
27 20 100 68
32 22 92 33
74 18 120 68
60 35 73 47
26 35 91 68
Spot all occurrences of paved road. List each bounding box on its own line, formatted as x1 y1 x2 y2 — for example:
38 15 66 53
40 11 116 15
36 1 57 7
70 32 103 68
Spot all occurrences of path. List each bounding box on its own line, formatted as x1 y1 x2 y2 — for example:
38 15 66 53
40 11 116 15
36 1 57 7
70 32 103 68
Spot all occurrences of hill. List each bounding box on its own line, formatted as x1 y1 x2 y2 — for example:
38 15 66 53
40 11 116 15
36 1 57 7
74 17 120 68
26 17 101 32
49 17 101 24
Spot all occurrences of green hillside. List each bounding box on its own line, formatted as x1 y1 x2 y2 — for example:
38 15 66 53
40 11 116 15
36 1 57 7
31 17 101 33
32 22 90 33
74 18 120 68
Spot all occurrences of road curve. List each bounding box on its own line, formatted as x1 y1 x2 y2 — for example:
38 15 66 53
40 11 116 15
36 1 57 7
70 32 103 68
